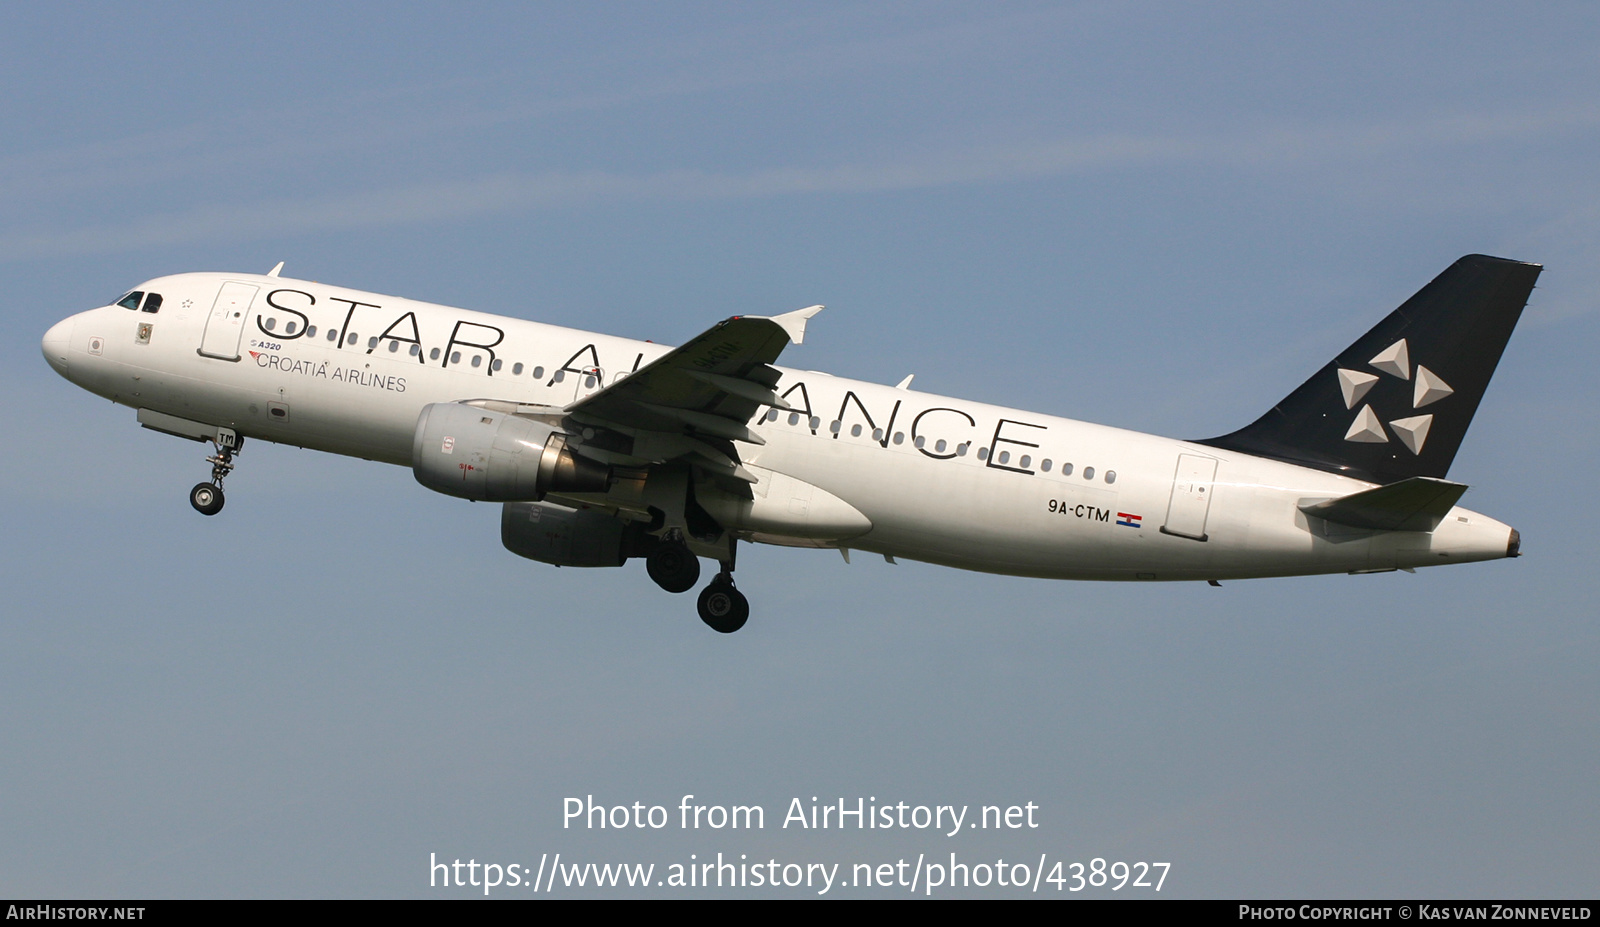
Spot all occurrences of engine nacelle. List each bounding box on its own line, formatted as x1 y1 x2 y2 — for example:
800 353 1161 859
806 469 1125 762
412 402 611 501
502 501 653 568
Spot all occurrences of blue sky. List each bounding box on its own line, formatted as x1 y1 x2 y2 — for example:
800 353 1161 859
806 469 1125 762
3 3 1597 897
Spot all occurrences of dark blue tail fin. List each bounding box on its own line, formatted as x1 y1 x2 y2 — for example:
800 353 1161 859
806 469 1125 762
1198 254 1540 484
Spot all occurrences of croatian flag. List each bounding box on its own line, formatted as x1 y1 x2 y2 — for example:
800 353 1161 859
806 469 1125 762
1117 512 1142 528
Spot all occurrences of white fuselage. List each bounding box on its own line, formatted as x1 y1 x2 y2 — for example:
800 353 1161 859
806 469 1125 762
42 272 1517 581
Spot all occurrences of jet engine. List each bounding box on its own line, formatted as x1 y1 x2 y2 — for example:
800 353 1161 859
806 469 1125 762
412 402 611 502
501 500 658 568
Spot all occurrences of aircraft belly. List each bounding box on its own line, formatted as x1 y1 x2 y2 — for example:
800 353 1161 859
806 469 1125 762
715 466 872 540
755 430 1465 581
753 431 1149 578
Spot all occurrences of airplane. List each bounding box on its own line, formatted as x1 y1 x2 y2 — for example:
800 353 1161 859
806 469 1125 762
41 254 1538 633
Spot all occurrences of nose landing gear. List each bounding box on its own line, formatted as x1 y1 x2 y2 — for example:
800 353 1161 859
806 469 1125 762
189 481 224 516
189 436 240 516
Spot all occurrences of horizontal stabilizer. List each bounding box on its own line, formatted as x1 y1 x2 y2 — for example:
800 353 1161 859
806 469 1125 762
1299 476 1468 532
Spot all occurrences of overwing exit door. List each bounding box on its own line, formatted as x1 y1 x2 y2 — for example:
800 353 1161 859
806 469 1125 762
572 366 604 403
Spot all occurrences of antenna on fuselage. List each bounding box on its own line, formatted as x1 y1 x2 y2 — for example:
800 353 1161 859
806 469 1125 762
267 261 284 277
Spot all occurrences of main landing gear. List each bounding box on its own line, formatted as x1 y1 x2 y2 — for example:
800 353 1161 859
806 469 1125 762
189 436 240 516
645 532 701 593
644 532 750 633
697 572 748 634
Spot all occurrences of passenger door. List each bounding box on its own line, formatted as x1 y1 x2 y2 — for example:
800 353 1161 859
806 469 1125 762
1161 453 1218 541
198 282 260 361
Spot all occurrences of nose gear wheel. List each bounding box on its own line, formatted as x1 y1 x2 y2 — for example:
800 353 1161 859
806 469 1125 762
189 482 224 515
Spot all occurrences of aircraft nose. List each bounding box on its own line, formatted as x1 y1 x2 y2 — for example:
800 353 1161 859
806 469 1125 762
41 316 76 374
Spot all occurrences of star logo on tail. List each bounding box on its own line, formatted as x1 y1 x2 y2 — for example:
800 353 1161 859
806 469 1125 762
1337 338 1453 454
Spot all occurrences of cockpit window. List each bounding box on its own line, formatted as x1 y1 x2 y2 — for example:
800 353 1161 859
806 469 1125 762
117 291 143 311
141 293 162 313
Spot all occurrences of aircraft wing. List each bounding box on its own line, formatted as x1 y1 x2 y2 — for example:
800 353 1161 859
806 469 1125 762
561 305 823 482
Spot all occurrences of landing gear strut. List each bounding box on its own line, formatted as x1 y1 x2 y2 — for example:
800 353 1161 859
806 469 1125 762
646 532 701 593
693 542 748 633
189 436 240 516
642 517 751 632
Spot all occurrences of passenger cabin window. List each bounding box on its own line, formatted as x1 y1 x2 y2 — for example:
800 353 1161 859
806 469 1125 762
117 291 143 311
141 293 162 313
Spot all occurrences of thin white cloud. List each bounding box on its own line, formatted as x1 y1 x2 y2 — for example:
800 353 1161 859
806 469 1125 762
3 104 1598 261
0 7 1074 207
